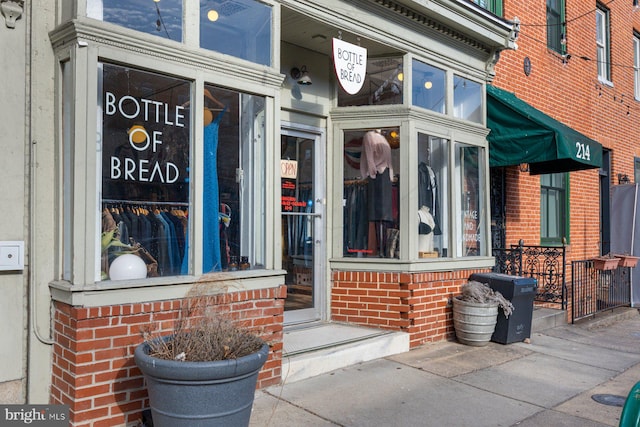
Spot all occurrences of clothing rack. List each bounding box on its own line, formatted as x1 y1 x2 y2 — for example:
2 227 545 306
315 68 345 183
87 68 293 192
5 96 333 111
102 199 188 207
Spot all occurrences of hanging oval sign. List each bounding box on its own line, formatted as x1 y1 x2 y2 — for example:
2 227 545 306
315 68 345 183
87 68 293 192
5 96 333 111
333 38 367 95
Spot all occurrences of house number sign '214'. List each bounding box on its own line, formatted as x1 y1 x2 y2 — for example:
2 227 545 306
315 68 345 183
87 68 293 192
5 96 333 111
576 142 591 161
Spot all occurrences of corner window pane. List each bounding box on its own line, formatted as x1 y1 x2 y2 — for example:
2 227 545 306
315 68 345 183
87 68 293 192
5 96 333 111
200 0 272 66
453 76 482 123
88 0 183 42
412 59 445 114
458 145 484 257
418 133 449 258
343 128 399 258
99 63 190 280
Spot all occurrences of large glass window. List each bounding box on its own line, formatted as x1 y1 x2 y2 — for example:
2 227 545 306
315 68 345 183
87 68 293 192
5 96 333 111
412 60 446 114
88 0 183 41
99 64 190 280
541 173 568 245
338 57 403 107
453 76 482 124
596 5 611 82
457 145 483 257
546 0 565 54
200 0 272 66
343 128 400 258
418 134 449 258
98 63 266 281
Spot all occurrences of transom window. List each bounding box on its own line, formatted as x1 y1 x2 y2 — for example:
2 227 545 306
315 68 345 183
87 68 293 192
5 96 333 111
87 0 273 66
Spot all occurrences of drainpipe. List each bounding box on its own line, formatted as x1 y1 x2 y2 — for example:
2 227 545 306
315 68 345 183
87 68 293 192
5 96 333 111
26 0 54 347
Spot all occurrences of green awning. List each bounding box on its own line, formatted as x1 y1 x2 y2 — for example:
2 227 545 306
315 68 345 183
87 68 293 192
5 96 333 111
487 85 602 175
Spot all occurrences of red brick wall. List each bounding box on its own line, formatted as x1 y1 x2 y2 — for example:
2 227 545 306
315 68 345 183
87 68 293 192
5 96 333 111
51 285 286 427
492 1 640 262
332 268 492 348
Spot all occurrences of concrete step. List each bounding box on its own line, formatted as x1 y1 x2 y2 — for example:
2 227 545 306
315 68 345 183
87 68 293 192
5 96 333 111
282 323 409 384
532 307 566 332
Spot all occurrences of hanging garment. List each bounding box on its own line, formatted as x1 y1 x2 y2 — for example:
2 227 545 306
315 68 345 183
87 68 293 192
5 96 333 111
418 162 442 235
360 130 394 179
203 107 227 273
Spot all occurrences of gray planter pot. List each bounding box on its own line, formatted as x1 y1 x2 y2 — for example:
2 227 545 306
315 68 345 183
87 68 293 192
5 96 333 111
134 338 269 427
452 297 498 346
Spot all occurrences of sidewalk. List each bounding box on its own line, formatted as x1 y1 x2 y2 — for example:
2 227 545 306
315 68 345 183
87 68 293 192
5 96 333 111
250 309 640 427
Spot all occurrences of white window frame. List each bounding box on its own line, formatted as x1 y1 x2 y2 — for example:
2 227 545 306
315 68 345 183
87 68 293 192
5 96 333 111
596 6 611 83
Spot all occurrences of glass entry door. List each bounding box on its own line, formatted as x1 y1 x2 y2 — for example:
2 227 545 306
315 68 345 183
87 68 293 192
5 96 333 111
281 126 325 324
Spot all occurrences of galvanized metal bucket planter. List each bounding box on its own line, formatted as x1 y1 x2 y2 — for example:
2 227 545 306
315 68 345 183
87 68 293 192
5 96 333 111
452 297 498 347
134 339 269 427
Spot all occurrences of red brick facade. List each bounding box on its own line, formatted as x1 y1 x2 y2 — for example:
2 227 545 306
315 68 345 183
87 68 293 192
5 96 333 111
51 285 286 426
493 1 640 264
332 268 492 348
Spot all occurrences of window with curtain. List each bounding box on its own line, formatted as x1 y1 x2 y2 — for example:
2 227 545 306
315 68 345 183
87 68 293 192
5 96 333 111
540 173 568 245
546 0 565 54
596 5 611 82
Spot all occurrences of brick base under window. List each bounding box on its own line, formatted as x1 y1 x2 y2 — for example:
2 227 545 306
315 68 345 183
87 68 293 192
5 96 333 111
51 285 286 427
332 268 492 348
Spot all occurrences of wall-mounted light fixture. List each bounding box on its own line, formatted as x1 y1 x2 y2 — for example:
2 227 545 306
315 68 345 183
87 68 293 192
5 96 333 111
618 173 631 184
1 0 24 28
519 163 530 173
290 66 312 85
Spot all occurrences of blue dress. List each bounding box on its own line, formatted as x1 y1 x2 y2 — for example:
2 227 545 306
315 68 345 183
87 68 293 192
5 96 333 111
203 108 226 272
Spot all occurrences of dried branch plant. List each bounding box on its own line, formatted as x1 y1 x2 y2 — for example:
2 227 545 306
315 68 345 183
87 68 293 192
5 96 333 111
458 280 514 318
141 281 264 362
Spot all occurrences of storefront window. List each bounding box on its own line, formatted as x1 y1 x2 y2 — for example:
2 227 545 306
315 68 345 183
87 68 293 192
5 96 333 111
202 85 266 273
412 59 445 114
343 128 400 258
457 145 484 256
418 133 449 258
200 0 272 66
88 0 183 41
99 64 190 280
98 63 266 280
338 57 403 106
453 76 482 123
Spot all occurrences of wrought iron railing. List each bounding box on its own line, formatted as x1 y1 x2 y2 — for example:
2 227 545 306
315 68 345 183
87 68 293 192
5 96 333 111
493 242 566 308
571 260 631 323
